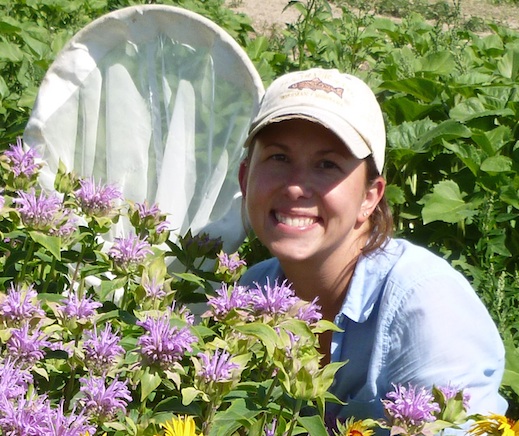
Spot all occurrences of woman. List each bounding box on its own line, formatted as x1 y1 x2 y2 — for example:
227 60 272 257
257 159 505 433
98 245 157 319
238 68 507 421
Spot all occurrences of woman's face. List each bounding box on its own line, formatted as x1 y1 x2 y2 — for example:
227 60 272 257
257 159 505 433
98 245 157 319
239 119 383 266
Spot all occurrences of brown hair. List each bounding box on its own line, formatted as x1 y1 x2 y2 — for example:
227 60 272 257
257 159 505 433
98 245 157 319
362 156 393 255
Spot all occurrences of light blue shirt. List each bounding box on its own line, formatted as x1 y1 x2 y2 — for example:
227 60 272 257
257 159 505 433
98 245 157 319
240 238 507 422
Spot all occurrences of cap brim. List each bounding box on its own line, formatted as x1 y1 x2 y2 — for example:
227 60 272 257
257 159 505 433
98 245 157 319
244 106 372 160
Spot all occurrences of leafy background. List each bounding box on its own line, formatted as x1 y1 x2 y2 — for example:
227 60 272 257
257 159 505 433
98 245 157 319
1 0 519 416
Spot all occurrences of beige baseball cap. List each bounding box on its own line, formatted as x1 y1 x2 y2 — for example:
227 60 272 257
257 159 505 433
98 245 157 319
244 68 386 173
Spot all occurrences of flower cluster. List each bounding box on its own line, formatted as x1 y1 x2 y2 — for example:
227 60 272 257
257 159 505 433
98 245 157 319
0 140 514 436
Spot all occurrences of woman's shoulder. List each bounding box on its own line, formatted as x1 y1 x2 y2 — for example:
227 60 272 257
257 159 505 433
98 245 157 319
239 257 284 288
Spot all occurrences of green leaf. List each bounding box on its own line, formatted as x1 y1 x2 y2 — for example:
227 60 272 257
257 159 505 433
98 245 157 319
297 415 329 436
172 272 206 287
140 367 162 402
0 41 24 61
0 75 9 99
480 155 513 173
419 50 456 75
208 398 261 436
415 119 472 150
497 49 519 80
419 181 477 224
235 322 280 356
381 77 443 103
181 386 203 406
29 231 61 260
450 97 514 122
501 338 519 396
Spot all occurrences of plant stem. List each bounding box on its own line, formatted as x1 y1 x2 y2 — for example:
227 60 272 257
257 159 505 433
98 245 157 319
285 398 303 436
20 238 35 282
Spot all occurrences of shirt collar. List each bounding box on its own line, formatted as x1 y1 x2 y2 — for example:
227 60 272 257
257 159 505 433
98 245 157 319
339 238 398 323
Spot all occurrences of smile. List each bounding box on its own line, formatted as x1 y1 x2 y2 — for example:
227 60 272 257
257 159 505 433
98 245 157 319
275 212 317 227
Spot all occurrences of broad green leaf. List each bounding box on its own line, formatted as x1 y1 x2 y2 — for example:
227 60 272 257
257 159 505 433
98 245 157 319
235 322 280 356
172 272 206 287
502 338 519 396
246 36 269 60
140 367 162 402
297 415 329 436
29 231 61 260
181 387 203 406
471 126 512 156
383 96 442 123
500 186 519 210
485 233 512 257
473 33 504 56
0 75 8 99
0 17 21 34
385 184 406 205
0 41 24 61
480 155 513 173
381 77 443 103
450 98 514 122
419 180 477 224
387 119 437 153
442 141 481 176
419 51 456 74
208 398 260 436
497 49 519 79
415 119 472 149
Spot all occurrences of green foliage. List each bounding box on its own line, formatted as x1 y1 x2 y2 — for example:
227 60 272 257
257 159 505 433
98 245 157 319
2 0 519 420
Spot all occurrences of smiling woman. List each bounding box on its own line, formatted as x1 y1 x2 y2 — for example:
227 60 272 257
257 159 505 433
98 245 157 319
238 67 508 428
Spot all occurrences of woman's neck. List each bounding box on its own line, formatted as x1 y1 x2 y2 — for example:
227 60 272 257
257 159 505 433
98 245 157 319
280 249 361 322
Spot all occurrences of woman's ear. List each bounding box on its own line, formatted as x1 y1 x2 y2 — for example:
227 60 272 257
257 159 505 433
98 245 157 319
359 176 386 223
238 159 249 198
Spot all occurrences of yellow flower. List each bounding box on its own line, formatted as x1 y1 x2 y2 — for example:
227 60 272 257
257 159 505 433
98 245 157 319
155 415 202 436
469 414 519 436
336 417 376 436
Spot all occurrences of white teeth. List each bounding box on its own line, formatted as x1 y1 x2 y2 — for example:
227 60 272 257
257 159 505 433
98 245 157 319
275 213 315 227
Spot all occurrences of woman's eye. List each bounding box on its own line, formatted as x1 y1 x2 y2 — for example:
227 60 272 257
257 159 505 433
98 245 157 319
269 153 288 162
318 160 340 170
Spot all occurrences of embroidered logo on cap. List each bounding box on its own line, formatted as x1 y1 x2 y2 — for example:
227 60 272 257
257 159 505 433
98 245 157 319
288 77 344 98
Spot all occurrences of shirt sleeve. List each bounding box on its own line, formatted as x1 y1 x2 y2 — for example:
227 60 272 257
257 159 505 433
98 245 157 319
382 270 507 416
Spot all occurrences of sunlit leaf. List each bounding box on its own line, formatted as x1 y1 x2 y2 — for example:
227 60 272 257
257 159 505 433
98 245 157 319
419 180 478 224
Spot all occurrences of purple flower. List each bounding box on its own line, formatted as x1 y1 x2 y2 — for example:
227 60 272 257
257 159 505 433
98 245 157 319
46 401 97 436
437 384 471 410
206 283 255 319
3 138 40 178
58 292 102 322
382 383 441 430
197 349 239 383
108 234 153 271
142 277 167 300
251 279 299 316
0 283 45 326
12 189 77 237
0 358 33 402
296 297 323 324
6 324 50 367
264 418 277 436
75 177 121 216
83 324 125 375
217 251 246 273
0 393 50 435
134 202 170 233
79 376 132 422
137 313 197 369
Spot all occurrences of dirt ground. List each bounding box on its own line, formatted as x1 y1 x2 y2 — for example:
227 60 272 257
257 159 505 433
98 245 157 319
226 0 519 32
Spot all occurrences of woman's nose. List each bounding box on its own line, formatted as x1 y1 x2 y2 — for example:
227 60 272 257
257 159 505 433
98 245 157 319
283 166 313 199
